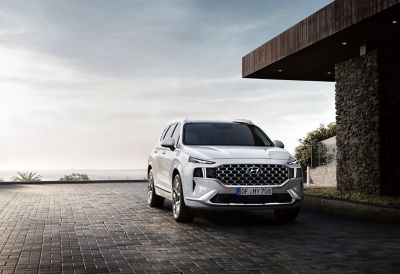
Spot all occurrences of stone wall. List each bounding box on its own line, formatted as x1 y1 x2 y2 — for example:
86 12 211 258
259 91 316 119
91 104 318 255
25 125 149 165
310 136 337 187
335 50 380 194
310 163 337 187
335 46 400 196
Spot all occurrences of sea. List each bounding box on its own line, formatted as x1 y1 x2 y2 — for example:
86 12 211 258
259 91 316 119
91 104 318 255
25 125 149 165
0 169 147 181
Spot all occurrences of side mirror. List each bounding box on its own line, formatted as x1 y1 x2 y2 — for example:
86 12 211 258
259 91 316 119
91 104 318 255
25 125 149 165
161 137 175 150
273 140 284 148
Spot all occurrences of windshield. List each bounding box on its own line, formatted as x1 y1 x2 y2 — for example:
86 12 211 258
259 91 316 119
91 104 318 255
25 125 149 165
183 122 273 146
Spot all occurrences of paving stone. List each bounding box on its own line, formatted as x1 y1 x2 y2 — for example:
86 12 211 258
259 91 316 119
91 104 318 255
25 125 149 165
0 183 399 273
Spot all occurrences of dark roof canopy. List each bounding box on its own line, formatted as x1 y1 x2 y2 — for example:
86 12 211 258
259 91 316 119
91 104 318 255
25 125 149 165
242 0 400 81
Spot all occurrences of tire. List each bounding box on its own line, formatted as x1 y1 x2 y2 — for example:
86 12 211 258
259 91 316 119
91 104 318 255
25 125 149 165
274 206 300 223
147 170 164 207
172 173 194 222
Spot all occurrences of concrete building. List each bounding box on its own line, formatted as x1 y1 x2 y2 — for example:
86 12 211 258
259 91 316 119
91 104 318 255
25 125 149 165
243 0 400 196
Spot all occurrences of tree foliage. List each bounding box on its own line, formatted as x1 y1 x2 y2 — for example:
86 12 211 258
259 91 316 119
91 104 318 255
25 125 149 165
12 172 42 182
294 122 336 169
60 173 90 181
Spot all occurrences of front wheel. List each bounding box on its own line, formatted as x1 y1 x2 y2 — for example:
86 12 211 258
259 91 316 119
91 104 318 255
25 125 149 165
147 170 164 207
274 207 300 223
172 174 194 222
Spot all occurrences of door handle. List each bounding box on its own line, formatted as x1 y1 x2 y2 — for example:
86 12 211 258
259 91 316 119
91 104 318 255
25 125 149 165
162 151 166 155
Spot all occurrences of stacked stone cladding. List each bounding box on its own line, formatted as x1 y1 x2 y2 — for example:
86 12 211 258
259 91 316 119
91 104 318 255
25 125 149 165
335 50 380 194
335 46 400 196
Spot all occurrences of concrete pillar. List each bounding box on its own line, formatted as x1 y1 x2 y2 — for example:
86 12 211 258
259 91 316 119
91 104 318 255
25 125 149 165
335 45 400 196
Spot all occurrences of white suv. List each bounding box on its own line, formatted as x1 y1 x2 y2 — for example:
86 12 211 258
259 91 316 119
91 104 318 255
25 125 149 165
147 119 303 222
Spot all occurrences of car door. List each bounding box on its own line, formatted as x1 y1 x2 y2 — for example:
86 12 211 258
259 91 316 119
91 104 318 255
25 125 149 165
153 124 172 189
158 124 177 191
160 123 181 190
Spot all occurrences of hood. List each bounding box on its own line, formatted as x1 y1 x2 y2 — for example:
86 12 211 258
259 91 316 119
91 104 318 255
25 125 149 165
183 145 291 161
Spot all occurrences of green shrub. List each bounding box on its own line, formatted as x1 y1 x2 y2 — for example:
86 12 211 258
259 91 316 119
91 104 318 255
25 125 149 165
294 122 336 169
60 173 90 181
12 172 42 182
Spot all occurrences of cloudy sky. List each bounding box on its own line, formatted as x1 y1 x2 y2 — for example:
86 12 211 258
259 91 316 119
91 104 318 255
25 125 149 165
0 0 334 170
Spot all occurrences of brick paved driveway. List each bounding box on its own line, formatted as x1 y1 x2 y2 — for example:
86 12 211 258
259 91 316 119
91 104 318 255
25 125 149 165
0 183 399 273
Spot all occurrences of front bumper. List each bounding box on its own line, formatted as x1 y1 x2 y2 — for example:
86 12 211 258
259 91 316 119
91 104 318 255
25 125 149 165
184 177 303 209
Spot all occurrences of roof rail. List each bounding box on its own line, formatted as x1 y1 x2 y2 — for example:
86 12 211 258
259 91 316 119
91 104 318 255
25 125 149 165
233 119 253 125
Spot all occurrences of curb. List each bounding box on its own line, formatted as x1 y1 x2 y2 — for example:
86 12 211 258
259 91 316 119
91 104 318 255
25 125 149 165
0 180 147 185
303 194 400 222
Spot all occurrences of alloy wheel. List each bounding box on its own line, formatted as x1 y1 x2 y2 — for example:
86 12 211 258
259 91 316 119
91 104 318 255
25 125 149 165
147 172 154 204
172 176 181 218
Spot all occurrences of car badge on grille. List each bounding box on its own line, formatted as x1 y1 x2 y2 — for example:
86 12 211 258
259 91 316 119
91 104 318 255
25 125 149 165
246 167 260 174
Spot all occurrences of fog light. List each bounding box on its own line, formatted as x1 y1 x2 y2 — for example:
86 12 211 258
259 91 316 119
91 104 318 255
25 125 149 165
205 168 216 178
193 168 203 178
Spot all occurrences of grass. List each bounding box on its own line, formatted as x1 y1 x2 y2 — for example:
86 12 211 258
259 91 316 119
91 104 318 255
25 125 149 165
304 186 400 208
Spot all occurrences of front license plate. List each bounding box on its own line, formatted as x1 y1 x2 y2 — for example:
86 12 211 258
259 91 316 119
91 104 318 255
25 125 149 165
236 187 273 196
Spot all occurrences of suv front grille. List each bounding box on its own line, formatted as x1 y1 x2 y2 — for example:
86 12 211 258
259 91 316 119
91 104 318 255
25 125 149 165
216 164 289 186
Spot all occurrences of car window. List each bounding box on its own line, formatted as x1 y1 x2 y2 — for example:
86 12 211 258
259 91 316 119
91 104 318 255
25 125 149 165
171 123 181 145
183 122 273 146
164 124 176 139
160 125 170 141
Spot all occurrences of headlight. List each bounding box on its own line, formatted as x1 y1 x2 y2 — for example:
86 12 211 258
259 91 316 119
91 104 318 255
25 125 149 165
287 155 298 165
188 156 215 164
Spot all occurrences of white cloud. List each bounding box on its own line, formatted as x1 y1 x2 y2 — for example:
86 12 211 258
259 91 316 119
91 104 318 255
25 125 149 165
0 0 335 170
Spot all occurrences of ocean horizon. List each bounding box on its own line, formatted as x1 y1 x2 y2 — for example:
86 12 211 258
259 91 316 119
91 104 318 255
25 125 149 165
0 169 147 181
